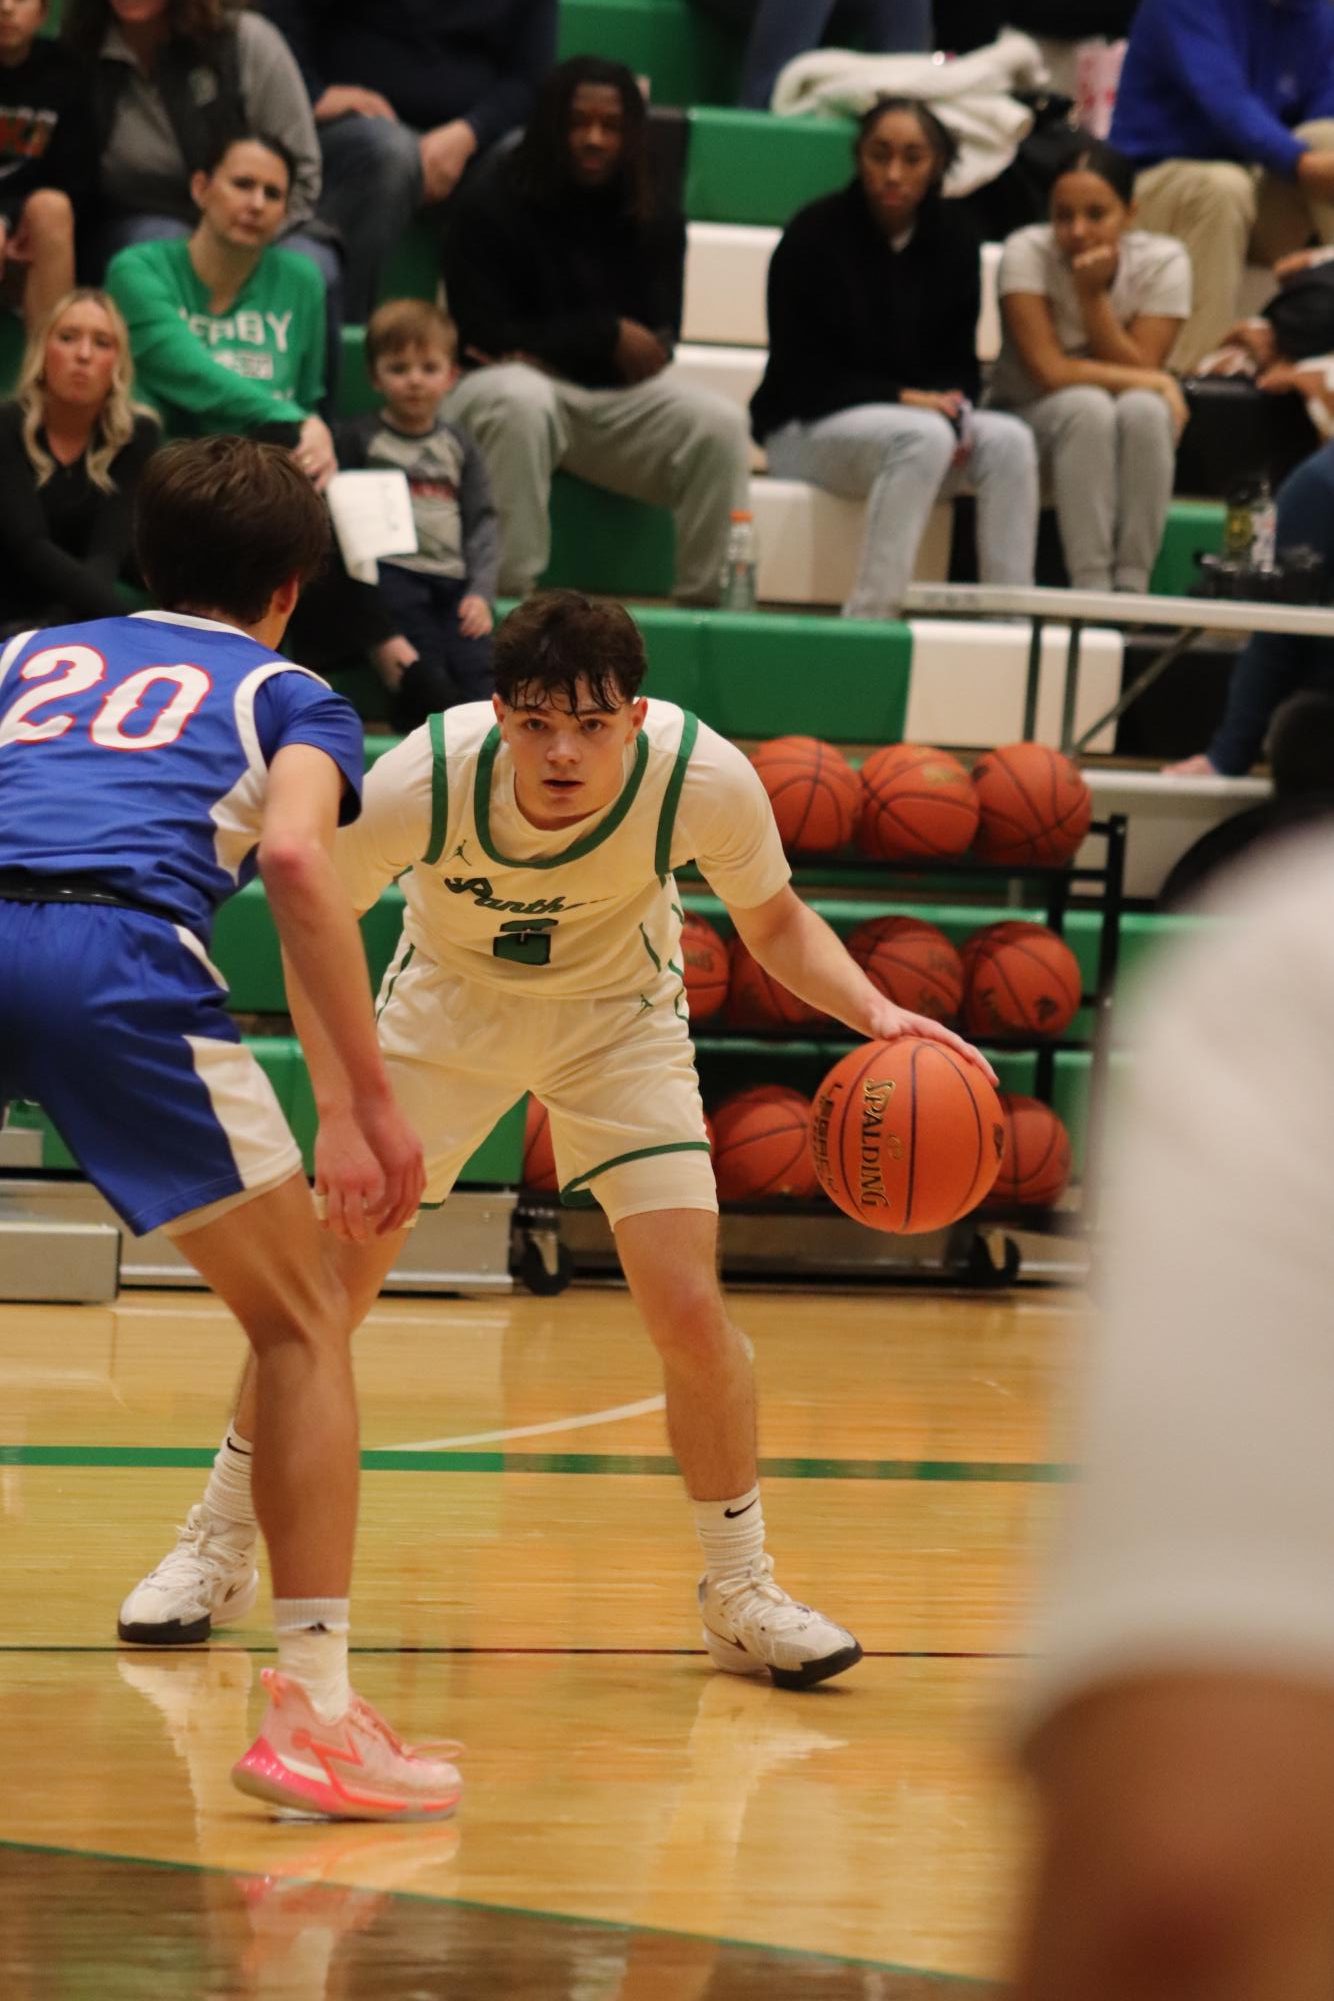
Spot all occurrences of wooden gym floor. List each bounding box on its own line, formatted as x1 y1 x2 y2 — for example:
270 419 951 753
0 1281 1080 1997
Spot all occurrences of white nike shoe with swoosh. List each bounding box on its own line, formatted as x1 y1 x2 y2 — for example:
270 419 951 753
118 1504 260 1645
699 1556 863 1689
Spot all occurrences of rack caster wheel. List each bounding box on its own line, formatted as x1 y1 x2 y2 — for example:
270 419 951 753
516 1227 574 1296
962 1229 1021 1288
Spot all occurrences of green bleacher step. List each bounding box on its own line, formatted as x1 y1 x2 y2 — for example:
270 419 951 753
685 108 856 225
558 0 740 106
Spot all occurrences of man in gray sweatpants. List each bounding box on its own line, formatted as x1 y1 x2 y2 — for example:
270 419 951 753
443 55 751 605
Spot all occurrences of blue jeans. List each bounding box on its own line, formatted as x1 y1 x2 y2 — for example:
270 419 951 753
1207 444 1334 774
740 0 934 107
101 213 344 413
316 115 423 324
765 402 1038 619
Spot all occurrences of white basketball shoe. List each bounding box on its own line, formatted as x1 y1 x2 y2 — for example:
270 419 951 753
699 1556 863 1689
118 1504 260 1645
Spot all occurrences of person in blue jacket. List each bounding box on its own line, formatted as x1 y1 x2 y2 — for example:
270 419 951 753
1111 0 1334 372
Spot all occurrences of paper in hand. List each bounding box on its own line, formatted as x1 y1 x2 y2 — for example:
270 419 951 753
326 470 418 585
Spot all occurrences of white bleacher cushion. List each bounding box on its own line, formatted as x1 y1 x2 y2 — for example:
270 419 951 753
1077 770 1267 898
904 619 1122 753
682 223 778 347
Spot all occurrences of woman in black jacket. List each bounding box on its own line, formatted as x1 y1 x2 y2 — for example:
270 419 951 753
0 288 158 634
752 97 1038 618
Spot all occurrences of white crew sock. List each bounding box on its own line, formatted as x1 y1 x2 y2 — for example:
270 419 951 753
692 1485 766 1584
201 1426 257 1536
274 1598 351 1722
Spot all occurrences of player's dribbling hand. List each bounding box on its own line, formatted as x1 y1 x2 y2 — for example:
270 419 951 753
865 999 999 1087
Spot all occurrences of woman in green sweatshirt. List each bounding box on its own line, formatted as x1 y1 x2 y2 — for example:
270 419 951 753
106 126 334 486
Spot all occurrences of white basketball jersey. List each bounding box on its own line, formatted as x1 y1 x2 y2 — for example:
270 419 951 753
380 700 699 999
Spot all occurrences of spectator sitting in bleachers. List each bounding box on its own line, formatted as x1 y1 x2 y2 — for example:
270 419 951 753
105 128 334 488
0 0 96 331
690 1 933 111
260 0 557 323
443 55 752 608
1110 0 1334 374
989 141 1190 594
61 0 337 311
1170 438 1334 779
752 96 1038 621
331 300 499 733
0 286 157 634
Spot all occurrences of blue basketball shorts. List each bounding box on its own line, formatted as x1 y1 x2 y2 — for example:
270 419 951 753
0 901 301 1236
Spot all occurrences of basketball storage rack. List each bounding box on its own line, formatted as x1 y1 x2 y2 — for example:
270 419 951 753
535 813 1128 1292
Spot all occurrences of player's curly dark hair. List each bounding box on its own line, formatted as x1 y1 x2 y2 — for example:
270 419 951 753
512 55 655 227
494 591 648 712
134 437 329 627
62 0 234 57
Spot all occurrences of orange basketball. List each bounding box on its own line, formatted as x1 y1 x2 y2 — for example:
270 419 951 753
680 913 729 1021
751 736 861 854
726 938 831 1032
985 1094 1072 1210
810 1037 1004 1233
962 922 1082 1039
522 1096 557 1192
858 744 979 862
971 742 1092 866
847 916 964 1023
713 1085 820 1202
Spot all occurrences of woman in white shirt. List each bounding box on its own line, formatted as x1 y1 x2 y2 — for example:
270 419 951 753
989 142 1192 594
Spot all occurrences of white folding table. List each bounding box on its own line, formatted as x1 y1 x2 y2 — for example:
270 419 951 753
902 582 1334 754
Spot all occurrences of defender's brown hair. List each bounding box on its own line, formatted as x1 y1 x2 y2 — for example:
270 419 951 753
134 436 329 625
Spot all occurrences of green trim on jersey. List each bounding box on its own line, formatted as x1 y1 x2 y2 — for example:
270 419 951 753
423 711 448 865
375 942 415 1021
472 725 651 869
559 1139 713 1205
654 710 700 878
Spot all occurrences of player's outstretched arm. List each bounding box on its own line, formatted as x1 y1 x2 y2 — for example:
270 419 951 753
728 886 997 1082
259 744 424 1237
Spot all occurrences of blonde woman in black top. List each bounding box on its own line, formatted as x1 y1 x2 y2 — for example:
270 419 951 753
0 287 158 632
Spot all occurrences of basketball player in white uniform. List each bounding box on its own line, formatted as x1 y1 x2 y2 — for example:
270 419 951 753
121 590 995 1688
1015 827 1334 1998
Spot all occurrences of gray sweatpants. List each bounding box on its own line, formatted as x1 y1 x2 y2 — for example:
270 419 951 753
445 362 752 603
764 403 1038 619
1015 385 1176 595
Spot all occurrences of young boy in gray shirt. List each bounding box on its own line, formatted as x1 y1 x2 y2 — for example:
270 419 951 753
334 299 500 730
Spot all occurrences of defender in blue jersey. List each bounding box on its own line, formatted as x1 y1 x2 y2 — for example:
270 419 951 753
0 437 458 1821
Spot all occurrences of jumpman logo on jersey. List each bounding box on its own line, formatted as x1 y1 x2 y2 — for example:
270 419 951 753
448 839 472 864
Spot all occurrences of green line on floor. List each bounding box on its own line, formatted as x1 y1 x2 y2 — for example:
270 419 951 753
0 1444 1072 1481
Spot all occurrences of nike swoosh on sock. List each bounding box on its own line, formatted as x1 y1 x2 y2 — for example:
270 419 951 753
723 1498 758 1519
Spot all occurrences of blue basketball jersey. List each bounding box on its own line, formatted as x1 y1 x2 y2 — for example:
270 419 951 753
0 609 364 942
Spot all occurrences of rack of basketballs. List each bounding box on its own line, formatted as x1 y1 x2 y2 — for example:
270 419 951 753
522 734 1127 1256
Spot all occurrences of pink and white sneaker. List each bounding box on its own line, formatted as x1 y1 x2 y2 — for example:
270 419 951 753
231 1670 463 1822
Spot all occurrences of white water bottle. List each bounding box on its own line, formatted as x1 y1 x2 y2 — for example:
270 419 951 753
719 509 758 611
